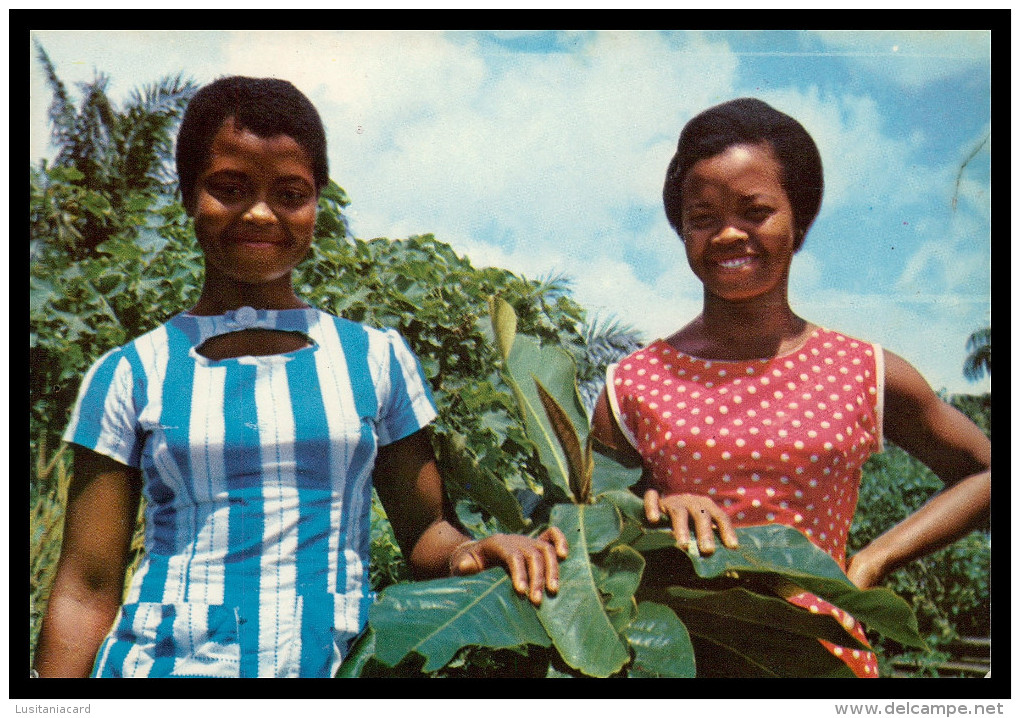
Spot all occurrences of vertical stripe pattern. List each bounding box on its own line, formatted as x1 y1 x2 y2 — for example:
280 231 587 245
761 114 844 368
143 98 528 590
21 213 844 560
64 307 437 677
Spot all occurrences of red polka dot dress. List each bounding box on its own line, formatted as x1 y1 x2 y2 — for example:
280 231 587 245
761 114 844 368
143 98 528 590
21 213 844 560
606 328 884 678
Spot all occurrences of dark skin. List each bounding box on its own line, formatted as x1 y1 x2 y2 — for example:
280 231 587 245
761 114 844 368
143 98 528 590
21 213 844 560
591 142 990 589
34 119 568 677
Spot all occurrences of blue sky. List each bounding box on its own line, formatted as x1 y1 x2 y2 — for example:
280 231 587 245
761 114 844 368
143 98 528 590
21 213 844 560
29 29 991 395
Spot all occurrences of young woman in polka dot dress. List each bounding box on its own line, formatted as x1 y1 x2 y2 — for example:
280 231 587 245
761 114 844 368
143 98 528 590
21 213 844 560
592 98 991 678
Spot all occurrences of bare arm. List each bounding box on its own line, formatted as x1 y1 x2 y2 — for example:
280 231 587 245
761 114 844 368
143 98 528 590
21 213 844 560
846 350 991 589
373 429 567 605
34 447 142 677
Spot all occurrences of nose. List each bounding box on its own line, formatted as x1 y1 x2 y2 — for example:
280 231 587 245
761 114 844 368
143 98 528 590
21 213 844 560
713 224 748 245
243 200 277 225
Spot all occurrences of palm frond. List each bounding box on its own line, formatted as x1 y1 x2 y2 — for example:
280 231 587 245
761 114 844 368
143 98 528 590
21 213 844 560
576 311 644 413
33 39 76 151
963 326 991 382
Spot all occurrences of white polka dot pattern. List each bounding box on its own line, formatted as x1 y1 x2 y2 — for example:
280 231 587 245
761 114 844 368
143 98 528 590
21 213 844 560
613 329 880 568
609 328 883 677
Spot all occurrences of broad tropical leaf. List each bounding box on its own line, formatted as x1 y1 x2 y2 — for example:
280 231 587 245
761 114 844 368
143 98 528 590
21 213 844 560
624 601 696 678
659 586 869 651
662 593 858 678
681 524 925 649
502 334 589 504
369 569 551 672
595 544 644 631
536 502 629 677
535 380 590 503
591 453 643 498
434 431 529 533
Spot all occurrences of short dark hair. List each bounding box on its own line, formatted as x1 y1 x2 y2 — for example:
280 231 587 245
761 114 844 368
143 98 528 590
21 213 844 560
663 97 823 251
176 76 329 211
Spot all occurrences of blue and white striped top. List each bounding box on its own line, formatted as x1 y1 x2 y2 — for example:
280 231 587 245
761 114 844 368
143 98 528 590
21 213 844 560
62 306 437 678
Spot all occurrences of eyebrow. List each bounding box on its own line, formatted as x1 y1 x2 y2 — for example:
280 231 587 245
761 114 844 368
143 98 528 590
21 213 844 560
685 193 775 208
204 170 313 186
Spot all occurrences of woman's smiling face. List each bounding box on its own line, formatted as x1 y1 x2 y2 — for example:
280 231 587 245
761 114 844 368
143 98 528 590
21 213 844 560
192 117 318 289
679 142 797 304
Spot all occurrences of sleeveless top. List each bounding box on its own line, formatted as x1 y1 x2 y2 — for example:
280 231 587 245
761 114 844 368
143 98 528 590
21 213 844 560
63 306 437 678
606 327 885 677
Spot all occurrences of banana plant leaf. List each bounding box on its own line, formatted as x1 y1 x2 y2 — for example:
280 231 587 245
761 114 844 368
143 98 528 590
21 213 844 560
653 587 858 678
682 524 924 649
615 513 924 649
434 430 530 533
658 585 869 651
536 502 630 677
368 569 551 672
623 601 696 678
490 297 587 504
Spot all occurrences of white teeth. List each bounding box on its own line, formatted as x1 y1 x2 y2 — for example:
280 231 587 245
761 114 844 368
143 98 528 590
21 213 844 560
718 257 752 268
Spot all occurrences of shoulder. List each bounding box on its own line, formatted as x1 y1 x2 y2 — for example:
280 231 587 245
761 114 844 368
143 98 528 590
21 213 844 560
311 311 422 373
86 320 178 374
881 348 939 410
310 310 407 348
810 326 879 353
612 340 670 370
313 308 400 340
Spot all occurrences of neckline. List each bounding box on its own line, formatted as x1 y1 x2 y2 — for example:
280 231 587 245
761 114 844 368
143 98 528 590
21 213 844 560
187 341 319 367
172 306 323 358
650 327 828 365
182 304 315 319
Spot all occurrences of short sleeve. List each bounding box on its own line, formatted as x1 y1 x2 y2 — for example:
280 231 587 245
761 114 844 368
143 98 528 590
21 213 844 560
375 329 438 446
61 346 144 468
604 362 640 452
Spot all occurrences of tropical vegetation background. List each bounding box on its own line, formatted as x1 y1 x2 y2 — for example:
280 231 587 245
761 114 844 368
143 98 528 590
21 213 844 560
29 47 991 678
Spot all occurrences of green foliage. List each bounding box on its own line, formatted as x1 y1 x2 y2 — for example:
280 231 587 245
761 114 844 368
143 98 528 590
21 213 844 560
963 326 991 382
343 302 924 678
30 439 71 661
296 231 595 542
33 39 197 256
848 394 991 675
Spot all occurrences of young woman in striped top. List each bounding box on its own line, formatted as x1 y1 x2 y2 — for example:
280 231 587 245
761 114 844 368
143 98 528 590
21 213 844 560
34 76 567 679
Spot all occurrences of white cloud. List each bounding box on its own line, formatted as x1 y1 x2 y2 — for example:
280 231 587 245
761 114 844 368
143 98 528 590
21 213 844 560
27 29 989 396
755 87 924 217
450 226 700 345
316 29 741 253
791 286 989 396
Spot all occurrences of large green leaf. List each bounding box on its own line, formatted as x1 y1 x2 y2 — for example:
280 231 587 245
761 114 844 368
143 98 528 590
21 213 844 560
536 503 629 677
682 525 925 649
624 601 696 678
591 450 643 497
369 569 551 672
433 431 529 533
535 379 590 504
624 522 924 649
661 585 869 651
506 332 588 438
596 544 644 631
491 296 589 504
664 595 858 678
